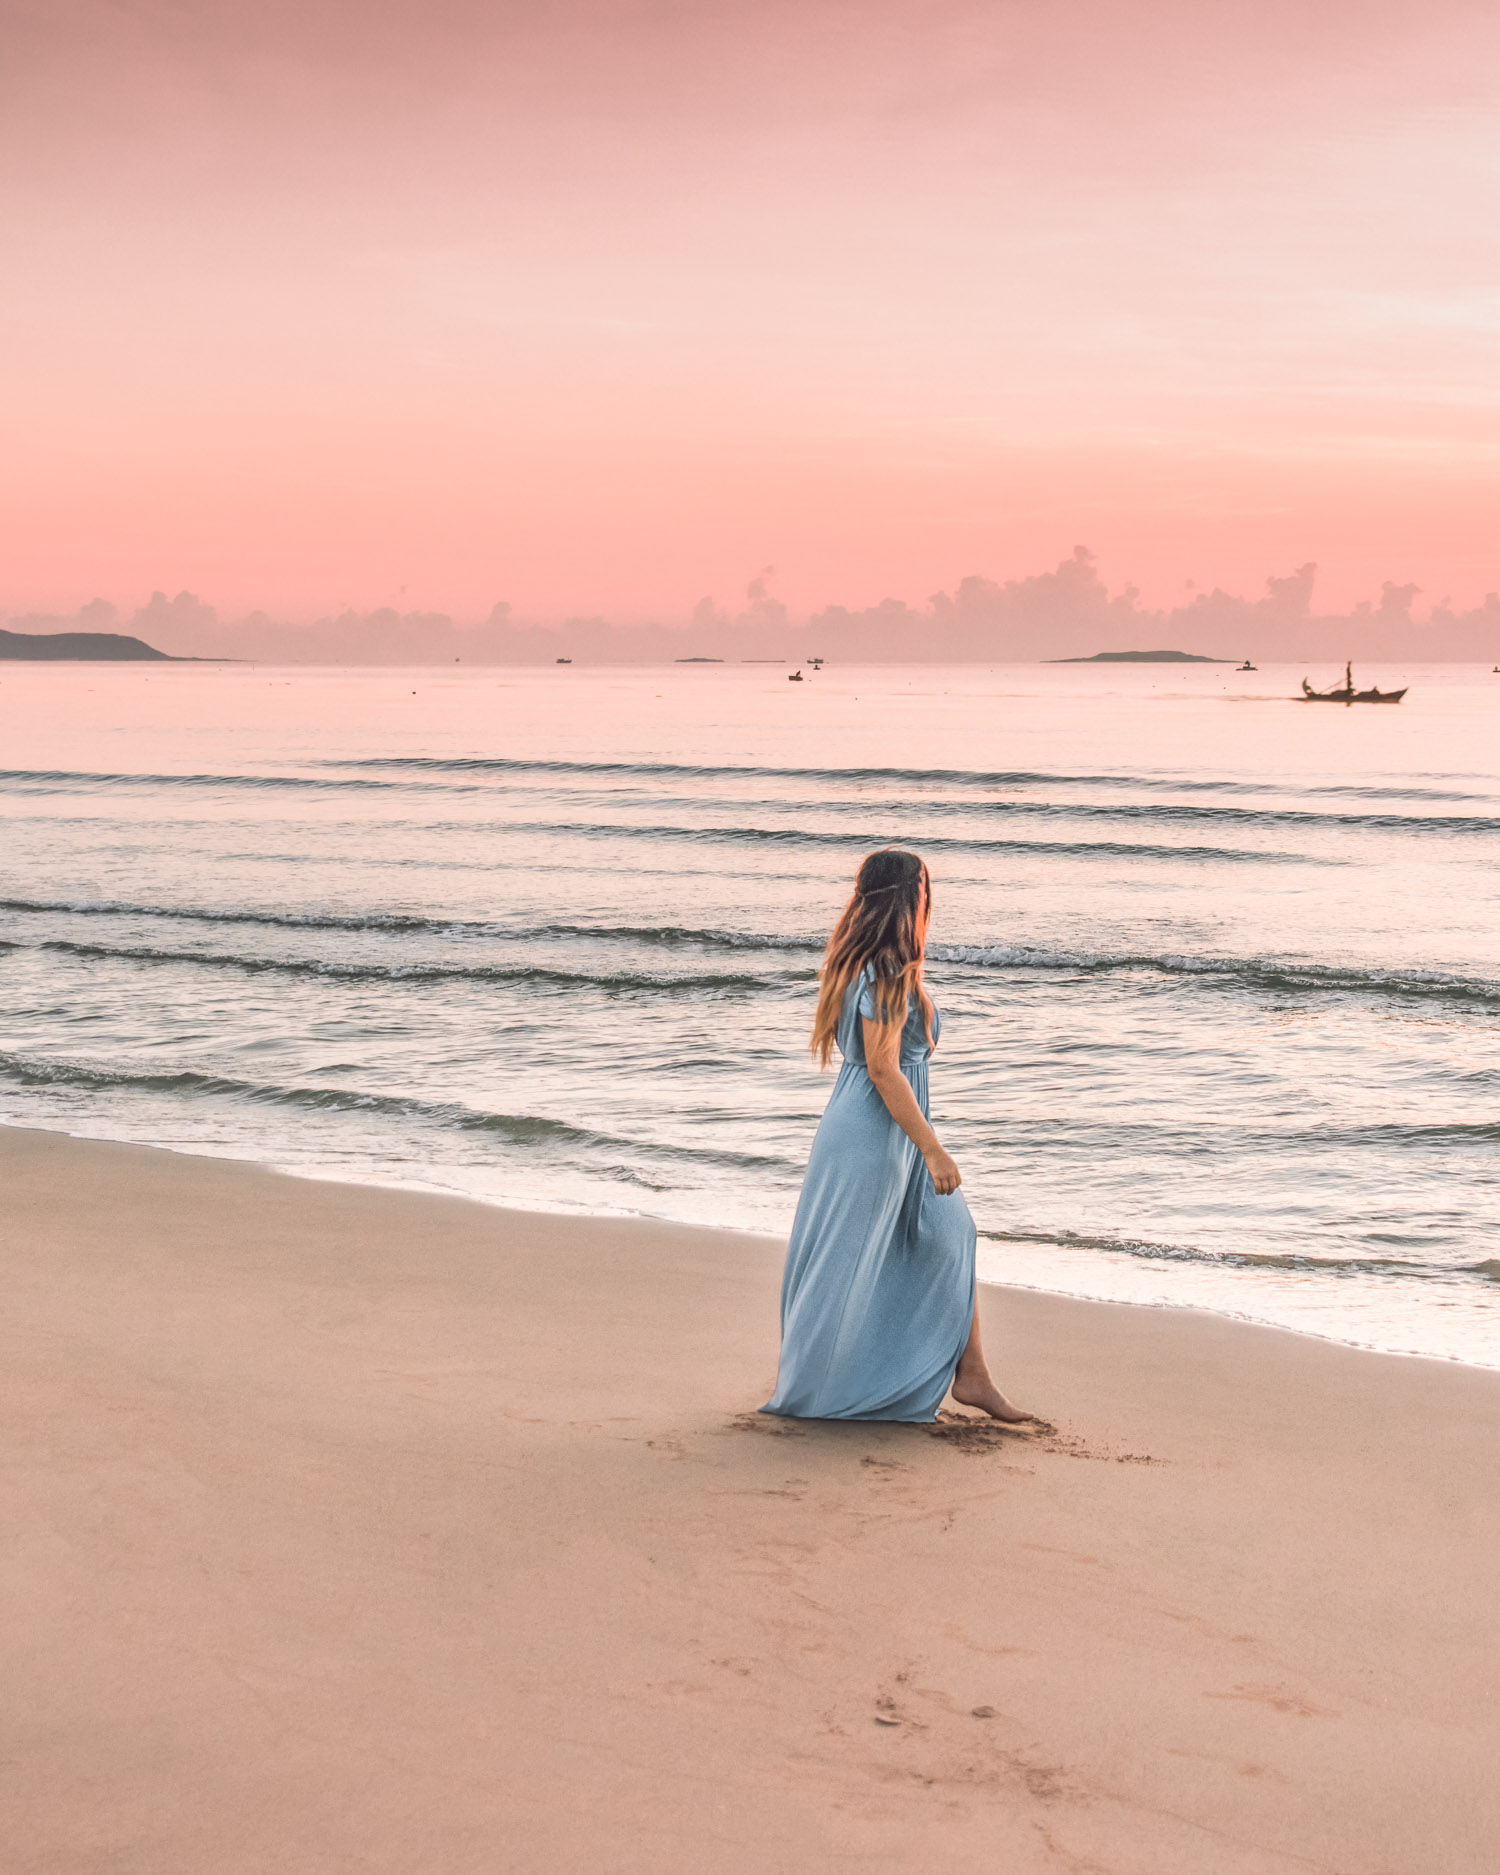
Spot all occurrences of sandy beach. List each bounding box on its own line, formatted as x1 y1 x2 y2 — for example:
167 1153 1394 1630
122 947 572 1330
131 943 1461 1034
2 1122 1496 1874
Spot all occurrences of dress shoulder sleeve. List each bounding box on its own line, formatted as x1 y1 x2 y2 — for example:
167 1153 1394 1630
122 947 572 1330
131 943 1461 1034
857 970 908 1024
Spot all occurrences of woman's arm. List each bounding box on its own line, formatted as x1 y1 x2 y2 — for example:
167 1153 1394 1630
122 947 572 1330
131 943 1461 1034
862 1013 961 1195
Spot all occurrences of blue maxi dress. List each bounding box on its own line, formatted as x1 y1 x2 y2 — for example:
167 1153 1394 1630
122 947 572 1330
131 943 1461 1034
762 968 977 1422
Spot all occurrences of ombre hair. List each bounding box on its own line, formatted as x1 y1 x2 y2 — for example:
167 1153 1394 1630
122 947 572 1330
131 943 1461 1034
810 849 934 1068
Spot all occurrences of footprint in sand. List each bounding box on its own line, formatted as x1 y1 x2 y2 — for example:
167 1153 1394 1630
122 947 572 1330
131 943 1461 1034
1206 1683 1339 1718
927 1412 1051 1454
1030 1426 1162 1464
729 1411 806 1438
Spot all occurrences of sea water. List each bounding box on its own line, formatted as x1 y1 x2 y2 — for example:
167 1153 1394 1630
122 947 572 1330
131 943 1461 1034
1 659 1496 1366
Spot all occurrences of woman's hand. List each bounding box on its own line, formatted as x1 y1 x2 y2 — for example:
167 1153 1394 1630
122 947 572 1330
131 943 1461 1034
924 1146 961 1195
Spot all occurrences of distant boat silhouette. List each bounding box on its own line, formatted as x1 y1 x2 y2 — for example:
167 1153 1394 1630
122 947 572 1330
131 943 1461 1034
1237 659 1257 671
1300 661 1406 704
788 669 804 682
555 657 571 664
808 656 824 668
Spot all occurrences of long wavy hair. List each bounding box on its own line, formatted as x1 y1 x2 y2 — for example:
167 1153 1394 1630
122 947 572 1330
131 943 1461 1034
810 848 934 1068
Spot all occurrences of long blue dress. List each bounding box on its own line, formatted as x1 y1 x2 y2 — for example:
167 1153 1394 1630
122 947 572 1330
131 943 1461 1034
762 967 977 1422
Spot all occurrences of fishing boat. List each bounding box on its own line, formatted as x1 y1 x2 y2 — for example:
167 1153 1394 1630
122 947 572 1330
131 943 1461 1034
1299 661 1406 704
1237 659 1257 671
788 669 804 682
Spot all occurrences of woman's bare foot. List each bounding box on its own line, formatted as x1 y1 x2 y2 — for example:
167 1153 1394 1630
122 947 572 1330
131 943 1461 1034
950 1372 1037 1423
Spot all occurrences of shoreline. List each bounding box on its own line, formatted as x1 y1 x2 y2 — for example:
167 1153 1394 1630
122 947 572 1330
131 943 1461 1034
5 1110 1496 1376
4 1119 1498 1872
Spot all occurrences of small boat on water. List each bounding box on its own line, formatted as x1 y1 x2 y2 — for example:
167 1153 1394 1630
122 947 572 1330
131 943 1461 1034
555 657 572 664
1299 661 1406 704
1237 659 1257 671
788 669 804 682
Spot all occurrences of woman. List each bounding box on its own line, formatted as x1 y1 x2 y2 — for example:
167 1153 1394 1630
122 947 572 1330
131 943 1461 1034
763 848 1031 1424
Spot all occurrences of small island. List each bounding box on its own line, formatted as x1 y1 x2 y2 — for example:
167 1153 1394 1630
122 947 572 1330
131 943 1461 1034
1050 649 1230 664
0 629 174 661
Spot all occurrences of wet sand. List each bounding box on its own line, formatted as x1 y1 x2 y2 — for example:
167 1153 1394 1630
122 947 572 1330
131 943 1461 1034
3 1122 1497 1873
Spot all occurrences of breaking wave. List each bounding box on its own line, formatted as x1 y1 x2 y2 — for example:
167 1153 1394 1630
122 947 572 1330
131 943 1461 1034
7 899 1499 1007
0 1050 794 1175
28 938 803 996
982 1225 1499 1281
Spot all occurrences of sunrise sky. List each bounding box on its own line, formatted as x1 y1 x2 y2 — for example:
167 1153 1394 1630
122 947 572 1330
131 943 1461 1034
6 0 1500 621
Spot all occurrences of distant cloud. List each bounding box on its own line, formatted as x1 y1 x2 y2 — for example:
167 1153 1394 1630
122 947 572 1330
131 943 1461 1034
6 555 1497 662
689 595 729 631
132 590 219 636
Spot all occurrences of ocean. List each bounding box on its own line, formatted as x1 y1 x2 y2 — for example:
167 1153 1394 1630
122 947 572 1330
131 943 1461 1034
2 658 1496 1367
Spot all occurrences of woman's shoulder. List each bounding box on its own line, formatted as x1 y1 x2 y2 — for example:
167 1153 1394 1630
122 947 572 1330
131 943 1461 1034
854 966 914 1022
842 964 875 1016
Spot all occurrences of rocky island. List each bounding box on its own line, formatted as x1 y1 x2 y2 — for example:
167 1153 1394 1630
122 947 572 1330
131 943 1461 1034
1 629 175 660
1050 649 1230 663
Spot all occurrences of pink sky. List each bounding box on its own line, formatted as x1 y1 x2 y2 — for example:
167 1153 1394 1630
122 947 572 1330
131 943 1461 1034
5 0 1500 622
